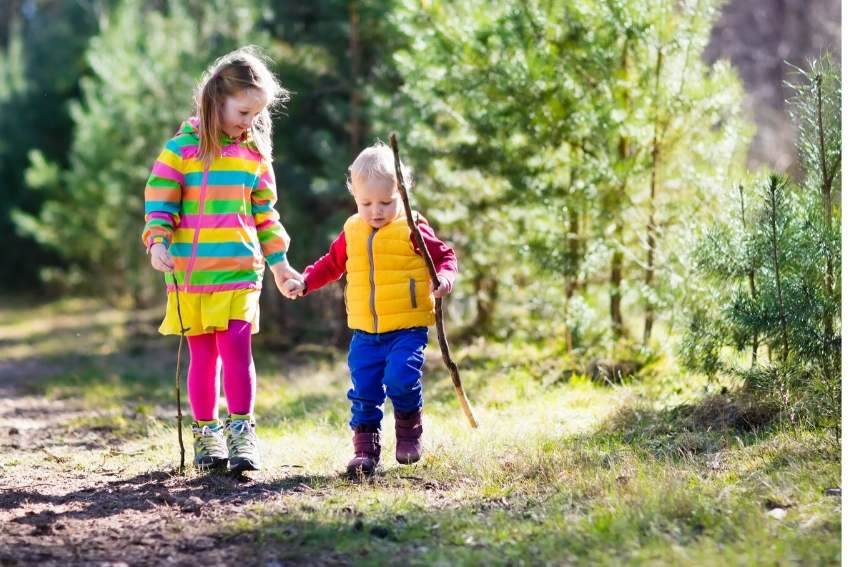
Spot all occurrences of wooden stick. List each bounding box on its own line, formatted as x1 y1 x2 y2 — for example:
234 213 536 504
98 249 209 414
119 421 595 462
389 133 478 428
169 272 187 472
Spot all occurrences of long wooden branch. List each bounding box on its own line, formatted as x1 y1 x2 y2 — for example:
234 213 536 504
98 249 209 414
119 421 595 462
169 272 187 472
389 133 478 428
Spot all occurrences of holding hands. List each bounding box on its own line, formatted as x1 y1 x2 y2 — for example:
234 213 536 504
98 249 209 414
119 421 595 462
271 261 304 299
280 278 306 300
275 274 450 301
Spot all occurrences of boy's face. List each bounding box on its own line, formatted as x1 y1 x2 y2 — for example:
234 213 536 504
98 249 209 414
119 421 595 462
220 88 268 140
351 175 402 229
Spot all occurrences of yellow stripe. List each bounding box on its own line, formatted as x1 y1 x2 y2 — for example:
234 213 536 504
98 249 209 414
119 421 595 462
173 227 254 244
157 148 183 170
182 156 260 173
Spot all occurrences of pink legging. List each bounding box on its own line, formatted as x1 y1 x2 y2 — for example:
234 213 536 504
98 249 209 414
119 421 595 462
186 319 255 421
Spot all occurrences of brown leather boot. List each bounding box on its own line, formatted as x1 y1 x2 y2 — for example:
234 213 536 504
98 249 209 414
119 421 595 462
395 408 423 464
346 425 381 478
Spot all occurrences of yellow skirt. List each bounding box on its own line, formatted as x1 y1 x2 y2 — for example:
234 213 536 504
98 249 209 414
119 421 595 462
159 289 261 336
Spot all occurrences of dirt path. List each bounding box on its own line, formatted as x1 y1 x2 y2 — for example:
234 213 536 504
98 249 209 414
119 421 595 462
0 389 345 566
0 301 344 566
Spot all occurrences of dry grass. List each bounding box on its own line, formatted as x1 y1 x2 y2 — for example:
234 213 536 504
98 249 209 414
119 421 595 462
0 297 840 565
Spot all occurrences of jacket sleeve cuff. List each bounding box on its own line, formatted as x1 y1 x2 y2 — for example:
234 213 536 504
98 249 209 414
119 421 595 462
266 251 287 266
146 236 169 253
437 272 455 294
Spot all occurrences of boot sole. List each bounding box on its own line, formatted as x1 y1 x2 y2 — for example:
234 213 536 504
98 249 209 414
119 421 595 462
195 457 229 470
228 458 260 473
396 454 421 465
346 463 379 479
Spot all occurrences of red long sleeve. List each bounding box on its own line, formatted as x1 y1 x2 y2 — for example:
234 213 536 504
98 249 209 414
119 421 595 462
302 231 347 294
416 222 458 292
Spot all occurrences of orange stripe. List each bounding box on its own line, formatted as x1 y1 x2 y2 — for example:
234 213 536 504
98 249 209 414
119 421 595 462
260 240 285 255
173 256 259 272
188 256 260 272
145 186 181 201
183 184 252 201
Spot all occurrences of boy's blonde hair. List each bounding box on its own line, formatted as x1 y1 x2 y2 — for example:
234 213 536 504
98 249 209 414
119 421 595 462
195 45 289 163
347 141 413 192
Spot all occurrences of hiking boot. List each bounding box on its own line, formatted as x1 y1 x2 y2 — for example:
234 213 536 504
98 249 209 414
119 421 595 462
225 415 261 473
346 426 381 478
394 408 423 464
191 420 228 470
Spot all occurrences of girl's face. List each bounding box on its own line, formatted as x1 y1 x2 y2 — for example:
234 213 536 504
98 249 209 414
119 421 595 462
220 88 268 140
351 175 402 229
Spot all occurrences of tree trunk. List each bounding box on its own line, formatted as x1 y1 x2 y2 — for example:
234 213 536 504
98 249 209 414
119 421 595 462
767 176 790 361
565 207 580 352
471 272 498 335
738 185 759 367
643 47 663 346
579 211 590 293
610 219 626 340
815 74 837 377
611 40 630 341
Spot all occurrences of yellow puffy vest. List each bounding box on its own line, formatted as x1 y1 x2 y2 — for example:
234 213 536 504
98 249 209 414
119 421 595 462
344 213 436 333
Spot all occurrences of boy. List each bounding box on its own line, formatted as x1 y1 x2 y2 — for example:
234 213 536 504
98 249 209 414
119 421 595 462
282 142 457 476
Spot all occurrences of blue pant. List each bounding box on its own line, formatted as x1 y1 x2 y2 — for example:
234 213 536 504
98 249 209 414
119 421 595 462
347 327 428 429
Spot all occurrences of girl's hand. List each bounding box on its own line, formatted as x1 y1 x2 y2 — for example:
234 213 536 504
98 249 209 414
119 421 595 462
281 278 306 300
271 260 302 283
432 275 451 298
271 261 303 298
149 243 174 272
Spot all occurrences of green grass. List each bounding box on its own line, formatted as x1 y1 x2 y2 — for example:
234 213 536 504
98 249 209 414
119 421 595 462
0 297 840 565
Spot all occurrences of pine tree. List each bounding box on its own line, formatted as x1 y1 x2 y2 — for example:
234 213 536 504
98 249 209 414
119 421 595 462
379 0 748 353
681 54 841 437
0 2 100 290
13 0 271 303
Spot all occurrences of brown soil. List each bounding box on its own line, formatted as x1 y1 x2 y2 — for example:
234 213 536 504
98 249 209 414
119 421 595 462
2 395 316 566
0 358 344 566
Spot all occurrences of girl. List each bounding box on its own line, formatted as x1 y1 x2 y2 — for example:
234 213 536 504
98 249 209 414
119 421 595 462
142 46 300 472
281 142 458 477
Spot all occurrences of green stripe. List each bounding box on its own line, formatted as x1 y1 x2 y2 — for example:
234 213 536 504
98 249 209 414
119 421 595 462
148 176 180 187
204 199 250 214
173 133 198 146
189 270 259 285
176 200 250 215
257 230 280 242
164 271 185 285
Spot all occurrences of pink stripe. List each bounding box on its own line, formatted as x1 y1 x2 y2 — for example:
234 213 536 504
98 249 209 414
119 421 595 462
178 143 262 162
180 145 199 160
167 282 261 293
147 211 174 222
151 161 184 183
223 145 263 161
255 219 276 231
183 167 211 293
178 213 256 229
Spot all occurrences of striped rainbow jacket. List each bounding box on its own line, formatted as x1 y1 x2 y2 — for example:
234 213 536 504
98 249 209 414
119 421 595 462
142 118 290 293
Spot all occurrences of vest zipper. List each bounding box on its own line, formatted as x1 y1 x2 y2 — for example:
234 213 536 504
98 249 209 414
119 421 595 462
409 278 417 308
182 162 211 291
368 227 378 333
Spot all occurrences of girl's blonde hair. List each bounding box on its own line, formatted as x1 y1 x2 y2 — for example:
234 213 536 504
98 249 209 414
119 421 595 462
347 141 413 193
195 46 289 163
